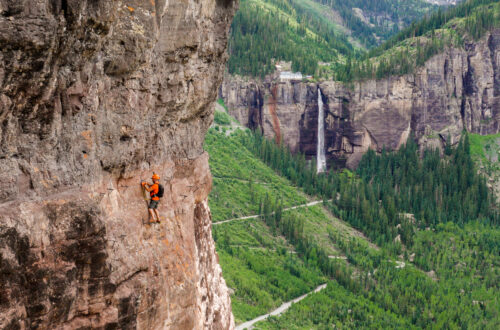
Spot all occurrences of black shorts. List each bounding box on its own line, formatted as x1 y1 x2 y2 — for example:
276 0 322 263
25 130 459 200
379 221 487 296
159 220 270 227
149 200 159 209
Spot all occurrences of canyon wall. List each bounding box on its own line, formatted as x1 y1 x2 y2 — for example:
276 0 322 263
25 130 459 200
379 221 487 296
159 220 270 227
0 0 236 329
222 28 500 168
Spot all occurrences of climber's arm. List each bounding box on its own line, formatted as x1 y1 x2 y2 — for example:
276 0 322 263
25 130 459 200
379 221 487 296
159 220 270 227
141 181 153 191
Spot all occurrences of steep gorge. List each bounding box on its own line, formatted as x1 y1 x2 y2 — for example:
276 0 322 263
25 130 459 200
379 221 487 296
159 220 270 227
222 28 500 168
0 0 237 328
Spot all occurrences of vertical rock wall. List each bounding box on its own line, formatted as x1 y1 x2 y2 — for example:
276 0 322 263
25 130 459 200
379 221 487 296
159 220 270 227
0 0 237 328
221 76 317 154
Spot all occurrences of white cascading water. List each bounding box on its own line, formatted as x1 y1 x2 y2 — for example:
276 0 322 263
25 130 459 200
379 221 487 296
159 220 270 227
316 88 326 173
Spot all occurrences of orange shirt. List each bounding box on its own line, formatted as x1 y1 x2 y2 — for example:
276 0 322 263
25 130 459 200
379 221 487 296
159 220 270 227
150 183 160 201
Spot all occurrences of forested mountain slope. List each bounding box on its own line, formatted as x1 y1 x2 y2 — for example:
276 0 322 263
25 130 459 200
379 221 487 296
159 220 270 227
228 0 438 77
317 0 438 46
227 0 354 77
335 0 500 81
207 106 500 328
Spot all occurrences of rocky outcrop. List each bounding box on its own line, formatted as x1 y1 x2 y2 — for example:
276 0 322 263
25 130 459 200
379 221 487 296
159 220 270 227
221 75 318 155
222 29 500 168
0 0 237 329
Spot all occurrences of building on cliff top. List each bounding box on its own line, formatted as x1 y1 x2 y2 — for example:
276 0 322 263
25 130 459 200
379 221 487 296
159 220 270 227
279 71 303 82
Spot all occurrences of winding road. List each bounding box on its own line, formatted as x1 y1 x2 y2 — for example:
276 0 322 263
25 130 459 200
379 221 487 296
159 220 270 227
235 283 328 330
213 200 329 225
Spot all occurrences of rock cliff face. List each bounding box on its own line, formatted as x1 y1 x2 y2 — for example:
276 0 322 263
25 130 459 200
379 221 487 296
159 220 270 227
222 29 500 168
0 0 236 329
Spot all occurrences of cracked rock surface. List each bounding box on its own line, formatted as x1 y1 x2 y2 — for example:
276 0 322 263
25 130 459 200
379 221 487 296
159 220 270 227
0 0 237 328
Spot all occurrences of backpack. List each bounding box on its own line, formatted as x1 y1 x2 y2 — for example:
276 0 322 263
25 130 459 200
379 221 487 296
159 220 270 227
157 184 164 198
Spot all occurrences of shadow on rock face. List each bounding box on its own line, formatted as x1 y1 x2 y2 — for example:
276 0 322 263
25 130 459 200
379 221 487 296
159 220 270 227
0 200 125 328
216 0 236 9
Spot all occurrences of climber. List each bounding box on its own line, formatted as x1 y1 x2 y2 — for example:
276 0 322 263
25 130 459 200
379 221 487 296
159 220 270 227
141 173 164 223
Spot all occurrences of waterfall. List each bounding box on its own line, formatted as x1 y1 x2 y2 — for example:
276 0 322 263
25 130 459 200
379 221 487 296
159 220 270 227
316 88 326 173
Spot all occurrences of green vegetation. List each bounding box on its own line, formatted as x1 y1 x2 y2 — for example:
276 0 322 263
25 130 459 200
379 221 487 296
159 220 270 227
227 0 354 77
470 132 500 188
228 0 438 77
413 221 500 287
257 281 414 329
355 134 497 240
206 123 330 323
205 130 308 221
292 205 344 256
469 132 500 200
214 219 325 323
214 111 232 126
314 0 437 47
206 114 499 328
470 133 500 163
228 0 500 80
245 130 498 244
214 98 237 126
217 98 229 111
237 129 499 328
371 0 498 56
255 219 500 329
207 122 370 323
335 0 500 82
